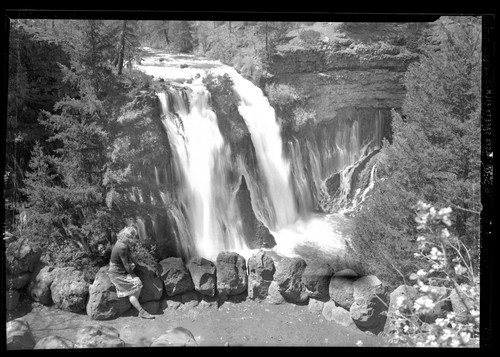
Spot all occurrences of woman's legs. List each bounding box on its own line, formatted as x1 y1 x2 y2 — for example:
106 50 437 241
128 289 155 319
128 290 143 312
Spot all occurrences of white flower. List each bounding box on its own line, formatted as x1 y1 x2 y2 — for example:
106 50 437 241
396 296 407 307
356 340 363 347
450 338 460 347
417 269 427 277
416 236 426 242
441 228 450 239
414 296 435 310
429 247 442 260
419 284 429 292
454 264 467 275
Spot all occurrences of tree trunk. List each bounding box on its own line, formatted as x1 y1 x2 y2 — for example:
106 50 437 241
117 20 127 75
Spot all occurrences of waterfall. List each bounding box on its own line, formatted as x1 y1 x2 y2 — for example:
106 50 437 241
157 86 248 261
216 67 299 230
136 49 384 264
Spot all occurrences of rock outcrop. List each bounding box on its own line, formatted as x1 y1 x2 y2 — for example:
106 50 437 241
247 250 276 299
302 261 334 301
27 264 56 306
187 257 217 297
75 325 125 348
34 335 75 349
150 327 198 346
216 251 248 297
135 263 164 303
50 267 89 313
86 266 131 320
349 275 389 335
160 257 194 297
235 175 276 249
6 319 36 350
273 257 309 304
329 275 356 310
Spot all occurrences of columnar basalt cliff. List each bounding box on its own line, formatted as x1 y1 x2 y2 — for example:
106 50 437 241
267 32 420 212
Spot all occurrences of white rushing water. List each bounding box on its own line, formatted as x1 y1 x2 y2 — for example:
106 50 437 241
136 48 354 263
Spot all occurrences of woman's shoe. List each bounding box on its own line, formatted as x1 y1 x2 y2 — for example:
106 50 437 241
139 308 155 319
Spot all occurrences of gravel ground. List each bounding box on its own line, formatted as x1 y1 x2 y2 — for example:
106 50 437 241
11 297 388 348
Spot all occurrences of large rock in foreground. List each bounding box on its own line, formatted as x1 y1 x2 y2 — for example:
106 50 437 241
349 275 389 335
86 266 131 320
329 275 356 310
247 250 275 299
274 257 309 304
50 267 89 313
187 257 217 297
27 264 56 305
160 257 194 297
6 319 36 350
135 263 164 303
34 335 75 349
322 300 356 329
150 327 198 346
75 325 125 348
302 261 334 301
216 251 248 297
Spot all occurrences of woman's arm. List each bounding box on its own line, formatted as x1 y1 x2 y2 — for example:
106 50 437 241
118 245 136 276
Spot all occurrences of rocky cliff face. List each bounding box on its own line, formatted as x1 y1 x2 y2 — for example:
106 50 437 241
270 33 418 125
267 26 421 212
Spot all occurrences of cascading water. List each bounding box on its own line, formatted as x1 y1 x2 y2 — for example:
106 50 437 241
136 48 383 264
156 86 247 261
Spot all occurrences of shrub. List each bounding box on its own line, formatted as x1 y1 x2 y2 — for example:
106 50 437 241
298 29 321 46
386 201 479 347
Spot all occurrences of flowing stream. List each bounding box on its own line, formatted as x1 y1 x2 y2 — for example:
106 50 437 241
136 48 379 264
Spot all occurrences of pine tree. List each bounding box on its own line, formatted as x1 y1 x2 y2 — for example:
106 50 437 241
351 16 482 286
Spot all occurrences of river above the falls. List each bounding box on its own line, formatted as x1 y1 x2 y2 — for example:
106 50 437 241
135 47 356 269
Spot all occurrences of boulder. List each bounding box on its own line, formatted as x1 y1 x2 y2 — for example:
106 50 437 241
5 237 42 275
187 257 217 297
328 276 356 310
159 257 194 297
350 298 388 335
247 250 275 299
266 281 286 305
302 261 334 301
6 319 36 350
353 275 388 302
50 267 89 313
27 265 56 306
6 273 31 290
179 290 201 309
135 263 164 303
34 335 75 349
349 275 389 335
6 289 20 311
86 266 131 320
383 285 418 336
450 284 475 323
322 300 356 329
75 325 125 348
216 251 248 297
150 327 198 346
274 257 308 304
308 298 325 314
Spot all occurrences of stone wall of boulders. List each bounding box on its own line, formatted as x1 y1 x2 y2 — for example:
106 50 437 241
6 236 468 349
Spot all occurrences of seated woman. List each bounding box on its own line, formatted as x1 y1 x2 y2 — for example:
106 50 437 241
108 226 155 319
